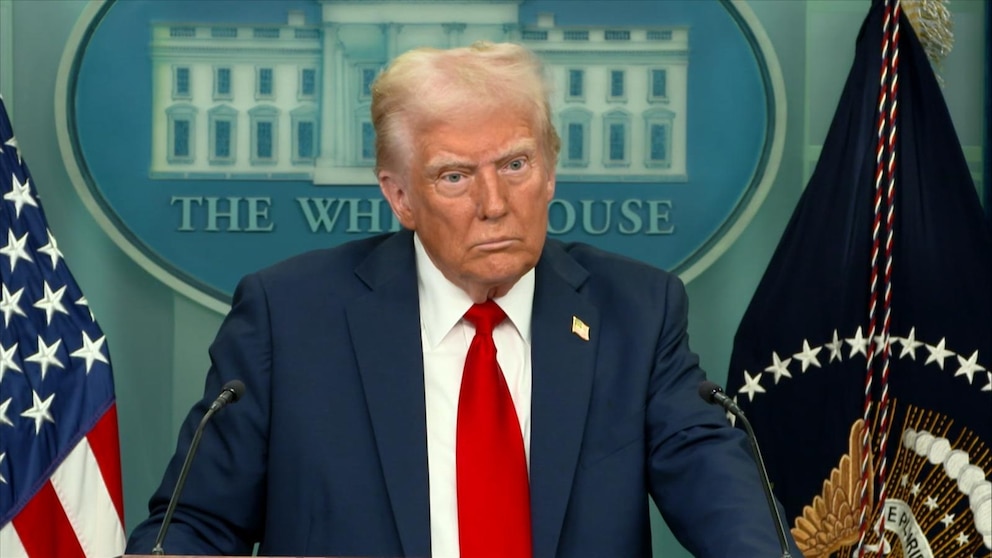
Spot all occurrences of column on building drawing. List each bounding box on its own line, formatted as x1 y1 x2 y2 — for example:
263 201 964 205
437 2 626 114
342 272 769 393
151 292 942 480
319 22 339 166
384 23 403 64
333 40 348 165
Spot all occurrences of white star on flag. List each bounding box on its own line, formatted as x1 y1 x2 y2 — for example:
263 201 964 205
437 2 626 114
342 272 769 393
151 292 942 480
70 331 109 374
33 280 69 325
924 338 955 370
20 390 55 435
825 329 844 362
25 336 64 381
846 326 869 358
764 352 792 384
738 370 766 402
793 340 823 372
0 227 33 271
3 133 20 163
0 283 26 326
954 351 985 385
3 173 38 217
37 228 64 269
0 452 6 484
897 327 924 359
0 341 22 384
0 397 12 427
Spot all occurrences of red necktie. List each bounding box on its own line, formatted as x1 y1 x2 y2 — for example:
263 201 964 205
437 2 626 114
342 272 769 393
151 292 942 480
456 300 532 558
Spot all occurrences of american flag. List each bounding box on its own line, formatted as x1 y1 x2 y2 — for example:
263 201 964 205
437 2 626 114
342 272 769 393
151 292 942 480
0 97 125 557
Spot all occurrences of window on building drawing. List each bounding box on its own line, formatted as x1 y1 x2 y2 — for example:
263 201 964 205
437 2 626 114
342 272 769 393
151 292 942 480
214 67 232 100
603 110 631 167
209 105 237 164
567 69 584 101
249 105 279 164
559 107 592 168
609 123 625 160
215 121 231 158
257 68 274 98
609 70 625 101
257 122 273 159
300 68 317 99
650 69 668 102
173 67 191 100
166 104 197 164
174 120 190 157
298 121 315 159
291 105 318 164
643 108 675 168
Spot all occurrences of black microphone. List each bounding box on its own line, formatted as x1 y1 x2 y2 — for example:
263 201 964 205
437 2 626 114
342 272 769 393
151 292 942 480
151 379 246 556
698 381 793 558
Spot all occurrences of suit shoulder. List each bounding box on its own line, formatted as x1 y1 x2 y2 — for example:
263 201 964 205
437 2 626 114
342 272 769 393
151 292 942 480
246 233 397 294
266 234 391 274
553 240 677 283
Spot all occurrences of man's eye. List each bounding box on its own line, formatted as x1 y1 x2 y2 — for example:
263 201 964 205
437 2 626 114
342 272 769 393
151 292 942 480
506 159 526 171
441 173 463 183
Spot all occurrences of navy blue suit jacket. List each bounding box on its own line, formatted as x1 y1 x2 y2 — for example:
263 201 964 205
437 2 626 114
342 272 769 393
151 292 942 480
127 230 802 557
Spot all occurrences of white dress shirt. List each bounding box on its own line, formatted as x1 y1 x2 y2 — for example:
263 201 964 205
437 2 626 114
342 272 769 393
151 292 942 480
414 234 534 558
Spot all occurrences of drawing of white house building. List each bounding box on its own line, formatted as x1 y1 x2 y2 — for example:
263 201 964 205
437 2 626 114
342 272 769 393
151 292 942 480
149 0 689 185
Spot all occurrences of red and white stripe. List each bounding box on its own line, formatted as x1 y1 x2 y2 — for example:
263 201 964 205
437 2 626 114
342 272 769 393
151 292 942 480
0 406 125 558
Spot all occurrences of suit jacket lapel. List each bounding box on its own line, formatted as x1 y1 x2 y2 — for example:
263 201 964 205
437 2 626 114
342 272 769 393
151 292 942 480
529 241 599 558
345 230 431 557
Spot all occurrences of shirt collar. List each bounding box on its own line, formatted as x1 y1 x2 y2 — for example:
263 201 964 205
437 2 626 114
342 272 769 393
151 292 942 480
414 232 534 349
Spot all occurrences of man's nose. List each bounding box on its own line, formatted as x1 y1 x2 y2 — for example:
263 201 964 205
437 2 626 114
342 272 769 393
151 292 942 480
474 167 509 220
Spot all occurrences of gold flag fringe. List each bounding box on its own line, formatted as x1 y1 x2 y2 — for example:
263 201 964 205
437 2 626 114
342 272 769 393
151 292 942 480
902 0 954 83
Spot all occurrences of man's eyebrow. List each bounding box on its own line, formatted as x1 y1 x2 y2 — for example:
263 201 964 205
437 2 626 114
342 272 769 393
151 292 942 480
496 140 538 162
423 139 540 175
424 154 473 176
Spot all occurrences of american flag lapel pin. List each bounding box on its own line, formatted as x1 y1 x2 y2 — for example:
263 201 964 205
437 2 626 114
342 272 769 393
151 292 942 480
571 316 590 341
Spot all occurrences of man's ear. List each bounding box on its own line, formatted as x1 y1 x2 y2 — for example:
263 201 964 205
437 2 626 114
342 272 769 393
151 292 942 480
544 170 556 203
379 171 416 230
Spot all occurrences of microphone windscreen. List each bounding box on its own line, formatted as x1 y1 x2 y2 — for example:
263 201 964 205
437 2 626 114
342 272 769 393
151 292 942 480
697 380 723 404
222 379 247 403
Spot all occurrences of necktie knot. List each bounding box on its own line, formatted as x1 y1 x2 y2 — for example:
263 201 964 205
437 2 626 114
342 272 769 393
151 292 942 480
463 300 506 336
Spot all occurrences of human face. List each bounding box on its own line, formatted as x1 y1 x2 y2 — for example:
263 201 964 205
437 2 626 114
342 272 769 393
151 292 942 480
378 110 556 302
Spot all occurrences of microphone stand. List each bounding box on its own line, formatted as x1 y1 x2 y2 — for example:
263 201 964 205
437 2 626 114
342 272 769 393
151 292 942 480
698 381 793 558
735 410 793 558
151 406 220 555
151 380 245 555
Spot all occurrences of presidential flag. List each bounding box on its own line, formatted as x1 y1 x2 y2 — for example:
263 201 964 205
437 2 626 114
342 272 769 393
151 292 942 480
726 1 992 557
0 98 125 557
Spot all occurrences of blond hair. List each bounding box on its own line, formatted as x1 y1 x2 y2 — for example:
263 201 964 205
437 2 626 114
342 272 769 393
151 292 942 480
370 41 560 176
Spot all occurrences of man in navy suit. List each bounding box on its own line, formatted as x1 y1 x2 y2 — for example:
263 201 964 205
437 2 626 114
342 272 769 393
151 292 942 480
127 42 803 557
